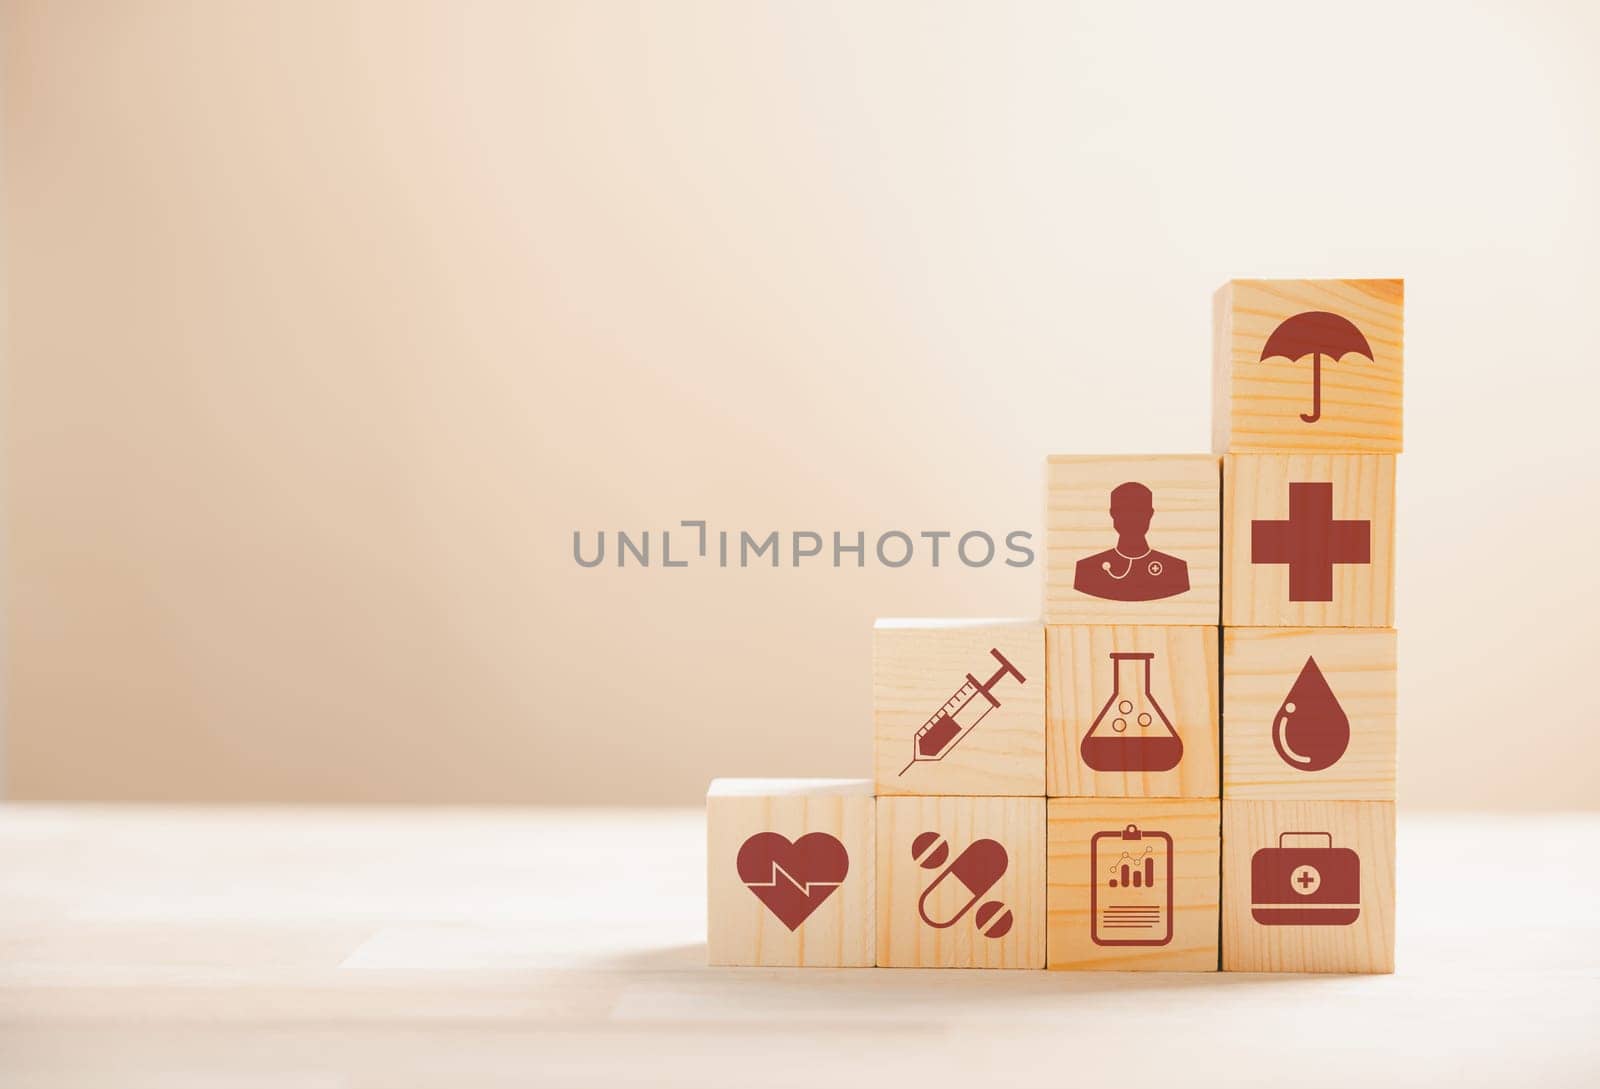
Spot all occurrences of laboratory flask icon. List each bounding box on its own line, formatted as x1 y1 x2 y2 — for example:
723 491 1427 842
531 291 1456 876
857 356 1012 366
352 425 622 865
736 832 849 931
898 648 1026 776
1271 656 1350 772
912 832 1013 938
1080 652 1183 773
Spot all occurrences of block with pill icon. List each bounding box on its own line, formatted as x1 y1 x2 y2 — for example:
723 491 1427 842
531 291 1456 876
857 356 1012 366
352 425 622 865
1045 797 1220 971
1222 627 1397 801
873 619 1046 797
1221 798 1395 973
1044 455 1221 627
1213 279 1404 455
876 795 1046 968
706 778 875 967
1045 625 1219 799
1222 454 1396 628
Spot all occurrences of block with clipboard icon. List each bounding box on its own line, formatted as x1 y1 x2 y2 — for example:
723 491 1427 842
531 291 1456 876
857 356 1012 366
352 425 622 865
1090 823 1173 947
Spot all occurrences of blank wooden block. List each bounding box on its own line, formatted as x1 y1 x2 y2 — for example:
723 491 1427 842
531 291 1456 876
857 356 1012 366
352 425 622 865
1045 625 1219 799
874 619 1045 797
1223 454 1396 627
1222 799 1395 974
1213 279 1403 454
1045 455 1220 627
1046 798 1220 971
706 778 874 967
876 795 1045 968
1224 628 1397 801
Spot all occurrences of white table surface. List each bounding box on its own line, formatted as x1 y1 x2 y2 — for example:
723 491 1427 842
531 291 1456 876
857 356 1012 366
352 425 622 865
0 806 1594 1088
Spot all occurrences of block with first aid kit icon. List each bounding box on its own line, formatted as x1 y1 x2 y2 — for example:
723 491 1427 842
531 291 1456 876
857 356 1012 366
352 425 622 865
1223 454 1396 628
1212 278 1404 455
1221 799 1395 973
1044 455 1221 627
1223 627 1397 800
1045 798 1221 971
873 619 1045 797
1045 625 1220 799
876 795 1046 968
706 779 876 967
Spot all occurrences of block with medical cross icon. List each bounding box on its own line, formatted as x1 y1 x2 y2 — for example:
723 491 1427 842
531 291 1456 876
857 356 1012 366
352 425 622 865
1223 454 1396 627
706 778 876 967
1213 279 1403 455
1044 455 1221 627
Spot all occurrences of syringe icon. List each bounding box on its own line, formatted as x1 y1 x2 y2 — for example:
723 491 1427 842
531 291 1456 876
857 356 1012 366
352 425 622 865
898 648 1027 776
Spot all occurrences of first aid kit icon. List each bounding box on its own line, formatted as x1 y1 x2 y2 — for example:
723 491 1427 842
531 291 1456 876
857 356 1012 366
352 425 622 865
1250 831 1360 927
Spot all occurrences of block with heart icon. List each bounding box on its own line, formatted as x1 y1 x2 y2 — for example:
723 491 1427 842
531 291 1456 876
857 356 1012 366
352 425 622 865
876 795 1046 968
1223 627 1397 801
707 778 875 967
1213 278 1404 456
1223 454 1397 628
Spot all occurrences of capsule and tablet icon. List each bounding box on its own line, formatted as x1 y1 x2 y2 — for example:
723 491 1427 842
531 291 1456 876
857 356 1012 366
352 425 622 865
911 831 1013 939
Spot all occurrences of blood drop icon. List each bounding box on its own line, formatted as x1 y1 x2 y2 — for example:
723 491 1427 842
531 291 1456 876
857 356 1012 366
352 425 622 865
1271 656 1350 772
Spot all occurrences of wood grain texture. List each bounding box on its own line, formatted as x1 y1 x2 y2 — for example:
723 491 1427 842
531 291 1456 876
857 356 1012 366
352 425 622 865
876 796 1045 968
1045 626 1219 798
1222 799 1395 973
1223 454 1396 627
1213 279 1404 454
1223 628 1397 801
1045 455 1220 626
1046 798 1220 971
706 779 874 967
874 619 1045 797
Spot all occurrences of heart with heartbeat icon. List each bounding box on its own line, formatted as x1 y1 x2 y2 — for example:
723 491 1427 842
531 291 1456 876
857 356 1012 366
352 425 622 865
736 832 849 931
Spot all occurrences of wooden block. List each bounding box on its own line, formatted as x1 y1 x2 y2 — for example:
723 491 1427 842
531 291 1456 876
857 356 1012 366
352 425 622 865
1223 454 1396 627
1045 625 1219 798
1213 279 1404 454
876 795 1045 968
1046 798 1220 971
1222 799 1395 973
873 619 1045 797
706 778 875 967
1044 455 1220 627
1223 628 1397 801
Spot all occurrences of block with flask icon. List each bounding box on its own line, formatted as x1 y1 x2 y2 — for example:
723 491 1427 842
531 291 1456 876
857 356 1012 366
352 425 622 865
1223 627 1397 801
876 795 1046 968
1221 799 1395 973
873 619 1045 797
1045 625 1219 798
706 778 876 967
1045 798 1220 971
1213 278 1404 455
1044 455 1221 627
1223 454 1396 628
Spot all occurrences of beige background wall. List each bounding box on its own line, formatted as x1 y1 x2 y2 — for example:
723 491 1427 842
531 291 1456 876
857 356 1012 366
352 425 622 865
3 1 1596 808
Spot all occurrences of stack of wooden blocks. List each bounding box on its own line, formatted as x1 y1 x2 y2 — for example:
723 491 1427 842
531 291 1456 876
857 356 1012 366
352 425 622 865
708 278 1401 973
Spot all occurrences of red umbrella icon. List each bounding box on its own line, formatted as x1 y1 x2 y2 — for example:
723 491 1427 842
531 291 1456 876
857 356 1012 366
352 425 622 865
1259 311 1374 424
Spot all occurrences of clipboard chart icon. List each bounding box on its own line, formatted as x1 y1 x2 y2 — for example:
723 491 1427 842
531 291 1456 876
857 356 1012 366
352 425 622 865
1089 824 1174 947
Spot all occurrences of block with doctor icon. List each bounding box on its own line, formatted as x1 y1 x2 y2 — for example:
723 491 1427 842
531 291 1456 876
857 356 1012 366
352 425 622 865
1044 455 1221 627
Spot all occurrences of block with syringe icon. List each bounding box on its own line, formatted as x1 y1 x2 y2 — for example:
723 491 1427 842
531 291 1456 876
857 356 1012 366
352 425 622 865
873 619 1045 797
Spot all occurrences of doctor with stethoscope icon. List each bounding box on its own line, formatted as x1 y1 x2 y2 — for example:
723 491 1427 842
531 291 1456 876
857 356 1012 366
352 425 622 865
1073 481 1190 602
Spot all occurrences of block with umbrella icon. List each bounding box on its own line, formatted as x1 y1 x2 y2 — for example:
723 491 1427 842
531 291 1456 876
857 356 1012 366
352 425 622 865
1213 279 1403 454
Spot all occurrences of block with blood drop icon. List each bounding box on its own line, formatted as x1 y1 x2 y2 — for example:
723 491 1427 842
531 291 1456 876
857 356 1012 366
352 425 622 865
1222 628 1396 801
877 796 1045 968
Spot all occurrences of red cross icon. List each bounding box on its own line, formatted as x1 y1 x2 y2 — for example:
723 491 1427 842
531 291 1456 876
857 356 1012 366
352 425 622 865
1251 482 1371 602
